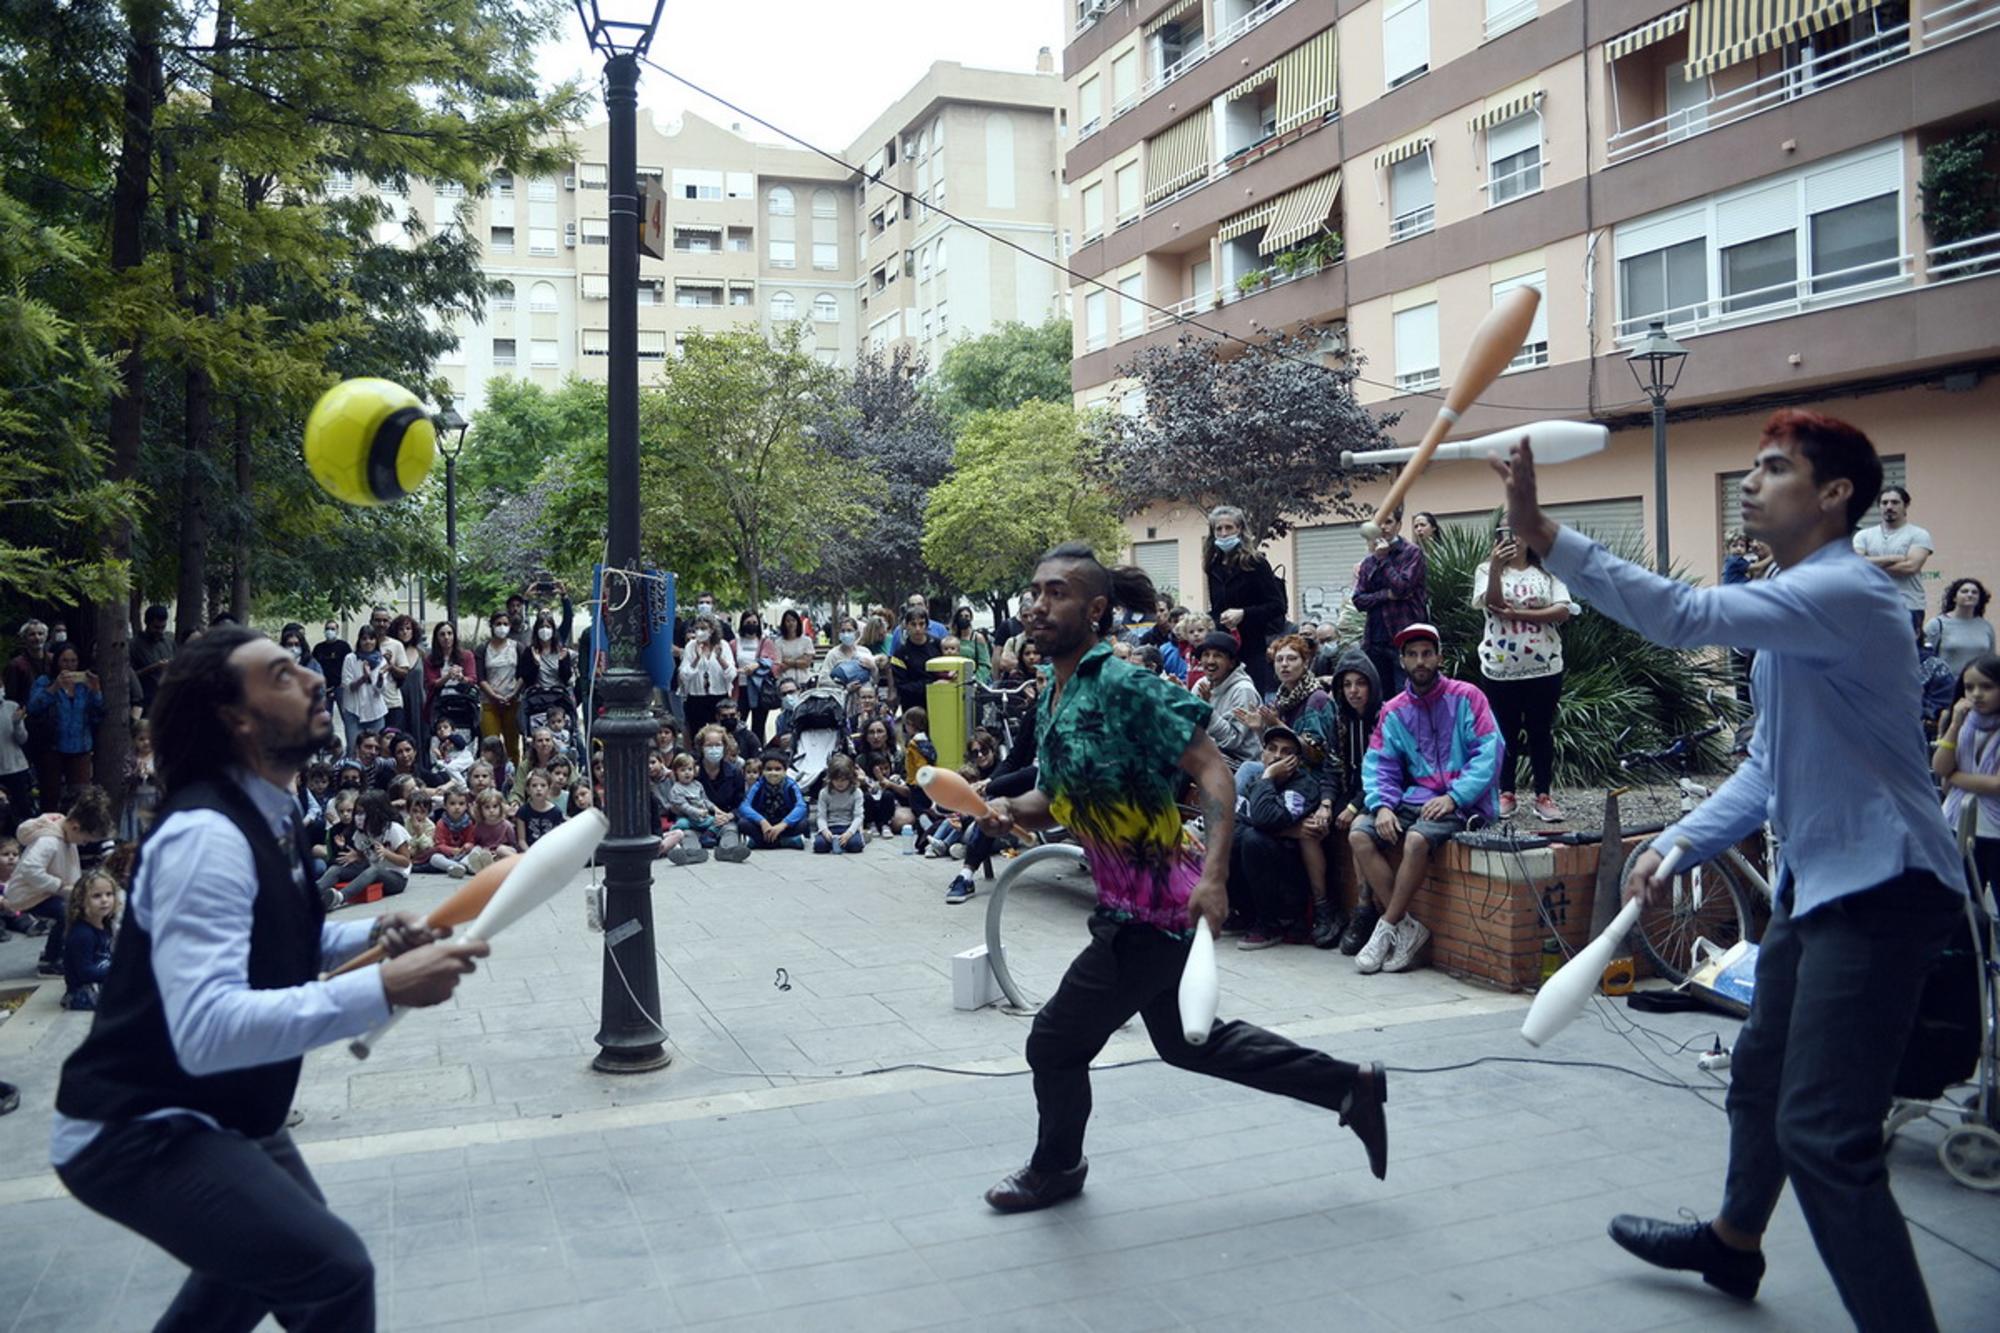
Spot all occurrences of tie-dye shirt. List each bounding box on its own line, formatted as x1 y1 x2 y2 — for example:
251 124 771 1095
1035 642 1209 935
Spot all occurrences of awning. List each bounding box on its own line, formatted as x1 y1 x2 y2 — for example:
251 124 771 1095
1605 6 1689 61
1227 61 1277 101
673 222 723 234
1686 0 1878 78
577 161 608 186
1260 170 1342 254
1144 106 1213 204
1470 87 1544 134
1218 200 1277 242
1145 0 1200 34
1274 25 1339 135
581 328 609 353
1374 133 1433 170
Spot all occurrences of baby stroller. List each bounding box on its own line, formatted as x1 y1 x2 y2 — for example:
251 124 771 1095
1884 857 2000 1191
433 679 482 734
787 681 852 793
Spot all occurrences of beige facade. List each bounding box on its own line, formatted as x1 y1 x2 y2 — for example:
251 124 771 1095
1065 0 2000 606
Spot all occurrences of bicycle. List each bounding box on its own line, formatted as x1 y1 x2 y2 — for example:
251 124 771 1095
973 677 1039 754
1616 722 1772 986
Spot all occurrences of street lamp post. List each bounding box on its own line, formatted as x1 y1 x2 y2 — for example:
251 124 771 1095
578 0 670 1074
435 405 469 631
1627 320 1690 574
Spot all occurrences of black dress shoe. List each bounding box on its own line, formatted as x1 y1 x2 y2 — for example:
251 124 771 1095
1339 901 1378 956
1607 1214 1764 1300
1339 1061 1388 1180
984 1158 1088 1213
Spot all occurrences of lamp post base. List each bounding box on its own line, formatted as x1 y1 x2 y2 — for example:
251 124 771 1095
591 1044 672 1075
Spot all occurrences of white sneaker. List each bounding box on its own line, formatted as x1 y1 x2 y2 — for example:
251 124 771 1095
447 860 469 878
465 847 494 874
1354 917 1397 974
1383 916 1431 973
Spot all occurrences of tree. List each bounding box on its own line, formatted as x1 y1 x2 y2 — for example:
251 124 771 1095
456 376 607 612
1103 324 1400 541
933 317 1073 423
923 401 1124 599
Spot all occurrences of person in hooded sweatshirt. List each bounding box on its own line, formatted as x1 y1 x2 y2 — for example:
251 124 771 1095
1328 649 1387 956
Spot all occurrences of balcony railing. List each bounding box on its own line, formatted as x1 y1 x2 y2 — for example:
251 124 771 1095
1133 39 1210 105
1924 0 2000 42
1222 254 1341 306
1927 230 2000 280
1615 253 1914 341
1213 0 1295 53
1147 292 1212 330
1389 205 1435 243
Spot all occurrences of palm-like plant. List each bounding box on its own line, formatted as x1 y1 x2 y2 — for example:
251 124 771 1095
1418 516 1741 786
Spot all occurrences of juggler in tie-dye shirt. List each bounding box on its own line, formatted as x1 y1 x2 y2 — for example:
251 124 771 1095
1033 642 1212 936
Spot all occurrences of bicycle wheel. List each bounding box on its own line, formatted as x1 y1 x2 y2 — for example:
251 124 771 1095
1617 844 1757 986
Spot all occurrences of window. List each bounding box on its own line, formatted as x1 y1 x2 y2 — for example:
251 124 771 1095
1810 194 1898 292
770 291 797 320
672 226 714 253
493 171 514 197
812 293 838 322
813 242 838 270
1081 182 1104 241
1389 154 1435 241
922 308 935 342
812 188 836 219
1111 49 1137 113
1118 272 1144 339
530 339 559 367
435 179 464 200
492 337 517 365
985 113 1016 209
872 266 888 293
1394 302 1440 390
489 225 515 253
903 250 915 278
936 299 949 335
528 177 557 202
934 237 947 272
768 186 795 217
582 329 608 357
1084 290 1107 350
1383 0 1430 88
674 169 723 201
725 172 754 200
1620 237 1708 328
1114 162 1140 226
1078 75 1102 135
727 227 753 252
1665 66 1710 143
578 162 607 189
579 273 608 300
492 280 516 310
529 227 558 256
729 285 754 307
637 331 666 360
675 282 722 308
528 281 558 313
933 115 945 152
1486 113 1542 206
1484 0 1536 39
1492 272 1550 369
637 280 662 306
1721 233 1796 314
328 170 354 195
769 239 796 268
580 217 609 246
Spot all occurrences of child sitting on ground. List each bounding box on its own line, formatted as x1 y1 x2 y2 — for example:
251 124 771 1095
61 869 119 1010
469 788 519 864
319 790 411 909
431 787 479 876
737 753 808 850
864 755 910 836
900 707 940 848
514 769 566 849
1228 725 1321 950
392 777 439 873
665 752 721 845
812 754 867 854
0 837 34 938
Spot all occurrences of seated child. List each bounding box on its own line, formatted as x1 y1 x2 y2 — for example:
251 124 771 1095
865 755 912 836
317 790 411 908
664 752 722 845
430 787 479 876
468 788 520 869
514 769 567 849
61 869 119 1011
1228 725 1322 950
812 755 867 854
737 753 808 850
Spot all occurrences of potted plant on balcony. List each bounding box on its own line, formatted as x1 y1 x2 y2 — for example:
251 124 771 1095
1272 250 1302 282
1234 269 1268 296
1299 232 1342 272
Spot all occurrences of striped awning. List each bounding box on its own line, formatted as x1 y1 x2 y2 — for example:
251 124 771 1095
1274 26 1339 135
1686 0 1878 78
1605 6 1689 61
1260 170 1342 254
1373 133 1433 170
1144 106 1213 204
1228 61 1278 101
1145 0 1200 34
1218 200 1277 242
1470 88 1544 134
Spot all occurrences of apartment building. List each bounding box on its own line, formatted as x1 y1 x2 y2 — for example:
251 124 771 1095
848 58 1071 360
1063 0 2000 614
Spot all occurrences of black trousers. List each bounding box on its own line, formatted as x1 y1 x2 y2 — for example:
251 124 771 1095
1026 913 1362 1172
1483 671 1562 796
1231 826 1307 929
1363 644 1405 699
682 694 721 736
1718 873 1959 1333
57 1118 374 1332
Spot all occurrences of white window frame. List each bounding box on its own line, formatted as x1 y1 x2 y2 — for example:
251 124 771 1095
1393 301 1440 391
1485 111 1544 208
812 242 838 270
768 291 798 320
492 337 517 366
1484 0 1536 40
1114 162 1141 226
529 338 560 368
1383 0 1431 89
1388 152 1435 242
1118 272 1145 340
1084 290 1108 351
768 239 797 269
528 282 559 314
1491 271 1550 370
812 293 839 323
1081 182 1105 243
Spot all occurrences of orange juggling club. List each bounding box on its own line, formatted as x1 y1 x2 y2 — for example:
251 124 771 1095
322 855 513 979
916 765 992 819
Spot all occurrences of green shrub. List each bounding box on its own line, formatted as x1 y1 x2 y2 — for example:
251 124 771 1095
1393 516 1740 786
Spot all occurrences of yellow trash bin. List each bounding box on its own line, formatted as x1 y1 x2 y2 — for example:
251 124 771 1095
925 655 972 772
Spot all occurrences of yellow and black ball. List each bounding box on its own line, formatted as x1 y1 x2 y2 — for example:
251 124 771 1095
303 378 438 507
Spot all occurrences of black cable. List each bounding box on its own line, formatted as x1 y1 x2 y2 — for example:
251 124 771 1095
634 54 1644 420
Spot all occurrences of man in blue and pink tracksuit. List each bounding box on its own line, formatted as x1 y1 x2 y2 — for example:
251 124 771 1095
1346 622 1502 974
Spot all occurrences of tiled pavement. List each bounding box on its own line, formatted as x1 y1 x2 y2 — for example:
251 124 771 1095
1 846 1994 1329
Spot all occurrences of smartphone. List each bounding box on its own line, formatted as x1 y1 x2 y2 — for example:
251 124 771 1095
1496 525 1513 543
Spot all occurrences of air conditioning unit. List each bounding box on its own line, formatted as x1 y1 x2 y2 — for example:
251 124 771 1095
563 174 577 190
563 222 577 248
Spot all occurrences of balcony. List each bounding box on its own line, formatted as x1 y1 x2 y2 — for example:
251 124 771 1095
1389 205 1435 243
1222 251 1342 307
1096 0 1295 130
1927 229 2000 280
1615 251 1915 341
1213 0 1295 53
1606 0 2000 165
1129 39 1210 108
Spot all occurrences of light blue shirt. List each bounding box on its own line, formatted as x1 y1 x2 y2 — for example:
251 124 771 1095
1543 527 1963 915
51 770 387 1165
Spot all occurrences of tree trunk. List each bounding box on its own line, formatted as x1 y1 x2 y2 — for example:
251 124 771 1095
175 363 212 641
230 401 251 619
95 1 165 818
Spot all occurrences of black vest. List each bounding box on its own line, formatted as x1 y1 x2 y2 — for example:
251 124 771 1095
56 777 325 1139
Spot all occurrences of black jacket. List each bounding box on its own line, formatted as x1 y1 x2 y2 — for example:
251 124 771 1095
1244 770 1321 833
1329 648 1384 813
1206 552 1289 690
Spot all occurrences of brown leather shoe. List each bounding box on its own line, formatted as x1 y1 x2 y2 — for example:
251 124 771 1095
983 1158 1088 1213
1339 1061 1388 1180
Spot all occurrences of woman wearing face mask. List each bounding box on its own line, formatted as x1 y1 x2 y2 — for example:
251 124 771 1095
775 610 816 692
735 612 780 740
278 624 322 678
421 622 477 733
522 612 576 735
339 626 393 739
1204 503 1289 695
474 610 528 763
949 606 994 682
678 615 737 734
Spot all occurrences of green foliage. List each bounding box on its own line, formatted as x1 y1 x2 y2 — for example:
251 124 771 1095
1420 516 1739 787
923 401 1124 598
933 317 1073 424
1919 126 1998 265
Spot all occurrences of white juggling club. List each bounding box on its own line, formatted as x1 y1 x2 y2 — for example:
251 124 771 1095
1178 918 1221 1045
1344 420 1608 470
1520 838 1690 1048
350 808 610 1059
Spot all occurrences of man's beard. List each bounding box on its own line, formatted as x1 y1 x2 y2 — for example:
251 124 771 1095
259 705 329 767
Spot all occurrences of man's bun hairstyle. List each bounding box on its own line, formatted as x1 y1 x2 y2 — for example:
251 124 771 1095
1040 541 1158 636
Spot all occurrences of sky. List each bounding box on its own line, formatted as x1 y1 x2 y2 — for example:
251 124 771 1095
545 1 1067 153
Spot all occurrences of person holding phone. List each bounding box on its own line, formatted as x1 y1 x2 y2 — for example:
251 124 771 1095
1472 523 1577 822
27 642 105 802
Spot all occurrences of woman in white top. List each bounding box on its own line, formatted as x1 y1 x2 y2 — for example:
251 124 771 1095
823 615 877 684
776 609 816 690
340 626 394 736
1472 525 1577 824
678 614 737 734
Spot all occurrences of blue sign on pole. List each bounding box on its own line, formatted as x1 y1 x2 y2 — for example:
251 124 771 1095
591 565 678 693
